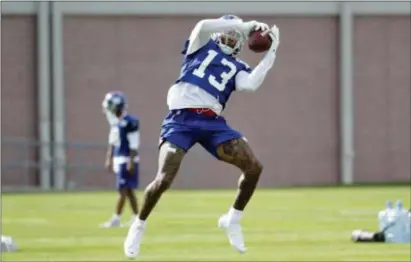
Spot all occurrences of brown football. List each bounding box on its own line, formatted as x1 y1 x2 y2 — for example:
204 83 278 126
248 30 272 53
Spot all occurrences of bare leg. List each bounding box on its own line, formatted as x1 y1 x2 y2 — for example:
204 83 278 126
116 189 128 215
217 137 263 211
216 137 263 253
126 189 139 215
138 141 185 220
100 189 127 228
124 141 185 258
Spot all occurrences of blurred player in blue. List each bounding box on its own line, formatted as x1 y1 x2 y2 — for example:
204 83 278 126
124 15 280 257
100 91 140 228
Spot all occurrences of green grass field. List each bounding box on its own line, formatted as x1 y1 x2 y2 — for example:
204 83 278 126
2 186 410 261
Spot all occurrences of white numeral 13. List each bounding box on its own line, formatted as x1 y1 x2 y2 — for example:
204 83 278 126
192 50 237 91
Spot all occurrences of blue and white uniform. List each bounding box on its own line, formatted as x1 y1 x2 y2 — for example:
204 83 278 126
123 17 280 258
103 92 140 189
109 114 140 189
161 16 277 158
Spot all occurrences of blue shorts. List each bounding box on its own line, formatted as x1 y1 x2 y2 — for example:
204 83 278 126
114 163 139 189
160 109 243 158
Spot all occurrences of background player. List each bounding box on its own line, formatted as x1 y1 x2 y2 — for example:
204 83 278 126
100 91 140 228
124 15 280 257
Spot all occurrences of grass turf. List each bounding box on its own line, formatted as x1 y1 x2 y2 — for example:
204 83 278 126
1 185 410 261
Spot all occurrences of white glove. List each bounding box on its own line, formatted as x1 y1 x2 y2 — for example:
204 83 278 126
240 20 270 37
264 25 280 53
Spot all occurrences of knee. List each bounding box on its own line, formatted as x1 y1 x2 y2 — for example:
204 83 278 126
254 160 263 175
244 159 263 177
252 160 263 176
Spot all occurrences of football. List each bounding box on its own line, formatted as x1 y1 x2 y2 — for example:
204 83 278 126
248 30 272 53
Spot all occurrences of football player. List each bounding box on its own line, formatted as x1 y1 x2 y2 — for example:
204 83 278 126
124 15 280 257
100 91 140 228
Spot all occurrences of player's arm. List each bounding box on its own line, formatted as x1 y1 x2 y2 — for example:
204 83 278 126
235 26 280 92
105 145 114 168
105 128 116 171
186 18 269 55
126 120 140 172
127 132 139 158
235 52 276 92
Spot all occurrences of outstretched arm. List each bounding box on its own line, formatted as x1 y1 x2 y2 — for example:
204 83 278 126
235 26 280 92
186 18 269 55
235 52 277 92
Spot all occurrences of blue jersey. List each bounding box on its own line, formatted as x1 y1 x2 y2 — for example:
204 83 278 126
110 114 139 158
175 39 252 108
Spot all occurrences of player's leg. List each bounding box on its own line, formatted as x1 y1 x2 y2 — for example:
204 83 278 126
122 188 139 227
124 110 197 258
200 122 263 214
124 141 186 258
216 137 263 212
216 137 262 253
100 190 127 228
100 167 129 228
116 189 128 215
134 111 196 221
199 119 262 253
138 141 186 220
126 188 139 216
123 162 139 226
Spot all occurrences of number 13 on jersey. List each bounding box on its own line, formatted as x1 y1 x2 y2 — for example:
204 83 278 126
192 50 237 91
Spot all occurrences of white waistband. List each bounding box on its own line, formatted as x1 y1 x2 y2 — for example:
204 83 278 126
113 156 140 165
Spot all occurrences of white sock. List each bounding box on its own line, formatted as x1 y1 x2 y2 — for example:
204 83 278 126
135 218 146 227
227 207 243 223
112 214 120 220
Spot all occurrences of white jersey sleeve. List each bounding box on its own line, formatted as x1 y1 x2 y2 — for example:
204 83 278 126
235 51 277 92
104 111 118 126
127 131 140 150
108 127 118 146
186 18 244 55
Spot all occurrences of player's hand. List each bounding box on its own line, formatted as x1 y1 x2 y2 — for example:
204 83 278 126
242 20 269 37
253 21 269 32
105 158 113 171
265 25 280 53
126 161 134 174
